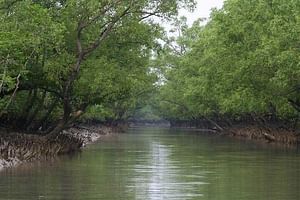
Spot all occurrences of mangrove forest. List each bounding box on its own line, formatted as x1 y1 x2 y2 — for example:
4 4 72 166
0 0 300 199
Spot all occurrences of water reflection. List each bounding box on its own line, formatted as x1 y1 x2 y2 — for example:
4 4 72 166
129 142 205 200
0 128 300 200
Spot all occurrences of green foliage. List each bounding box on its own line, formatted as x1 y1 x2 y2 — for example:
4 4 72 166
157 0 300 123
0 0 195 131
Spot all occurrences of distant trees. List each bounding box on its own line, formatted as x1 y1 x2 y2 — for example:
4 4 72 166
156 0 300 128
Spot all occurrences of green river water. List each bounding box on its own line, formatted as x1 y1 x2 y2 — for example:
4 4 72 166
0 128 300 200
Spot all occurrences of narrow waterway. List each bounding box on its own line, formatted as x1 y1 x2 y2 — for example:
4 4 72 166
0 128 300 200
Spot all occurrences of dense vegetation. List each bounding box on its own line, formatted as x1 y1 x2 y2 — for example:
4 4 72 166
1 0 299 135
155 0 300 130
0 0 194 134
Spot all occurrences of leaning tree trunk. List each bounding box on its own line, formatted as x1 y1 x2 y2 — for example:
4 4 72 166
203 117 224 131
26 91 47 130
46 119 68 138
46 104 87 137
32 98 59 131
289 99 300 113
45 5 130 137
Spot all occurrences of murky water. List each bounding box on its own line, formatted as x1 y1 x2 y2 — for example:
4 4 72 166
1 128 300 200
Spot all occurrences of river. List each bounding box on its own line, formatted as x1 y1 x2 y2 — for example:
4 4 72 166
0 128 300 200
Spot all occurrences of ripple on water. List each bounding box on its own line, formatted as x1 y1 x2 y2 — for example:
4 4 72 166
1 128 300 200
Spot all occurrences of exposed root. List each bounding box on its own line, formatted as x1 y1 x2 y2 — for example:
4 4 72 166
226 126 299 145
0 125 112 170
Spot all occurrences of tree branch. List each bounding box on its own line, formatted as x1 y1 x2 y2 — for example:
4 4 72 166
83 6 132 57
0 83 63 99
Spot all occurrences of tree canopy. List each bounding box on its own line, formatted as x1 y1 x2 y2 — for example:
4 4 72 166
156 0 300 127
1 0 299 132
0 0 195 133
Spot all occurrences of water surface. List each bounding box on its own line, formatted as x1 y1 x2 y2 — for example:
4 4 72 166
0 128 300 200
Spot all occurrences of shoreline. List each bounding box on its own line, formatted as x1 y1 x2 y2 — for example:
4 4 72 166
1 123 299 171
169 123 299 146
225 126 299 145
0 124 113 171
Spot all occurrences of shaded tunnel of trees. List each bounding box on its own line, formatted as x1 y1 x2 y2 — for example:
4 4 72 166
0 0 299 136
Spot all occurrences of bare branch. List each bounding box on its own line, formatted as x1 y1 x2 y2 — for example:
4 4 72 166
138 11 164 21
79 0 121 30
83 6 132 57
76 0 124 56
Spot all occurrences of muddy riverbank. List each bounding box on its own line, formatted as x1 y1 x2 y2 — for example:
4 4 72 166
169 120 300 146
0 125 113 170
226 126 300 145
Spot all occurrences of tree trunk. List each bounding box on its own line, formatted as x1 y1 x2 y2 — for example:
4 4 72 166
33 98 59 131
203 117 224 131
21 90 34 115
26 91 47 130
289 99 300 113
45 119 68 138
47 104 88 136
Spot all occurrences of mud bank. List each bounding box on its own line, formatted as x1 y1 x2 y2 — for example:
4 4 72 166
169 120 300 145
226 126 300 145
0 125 112 170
